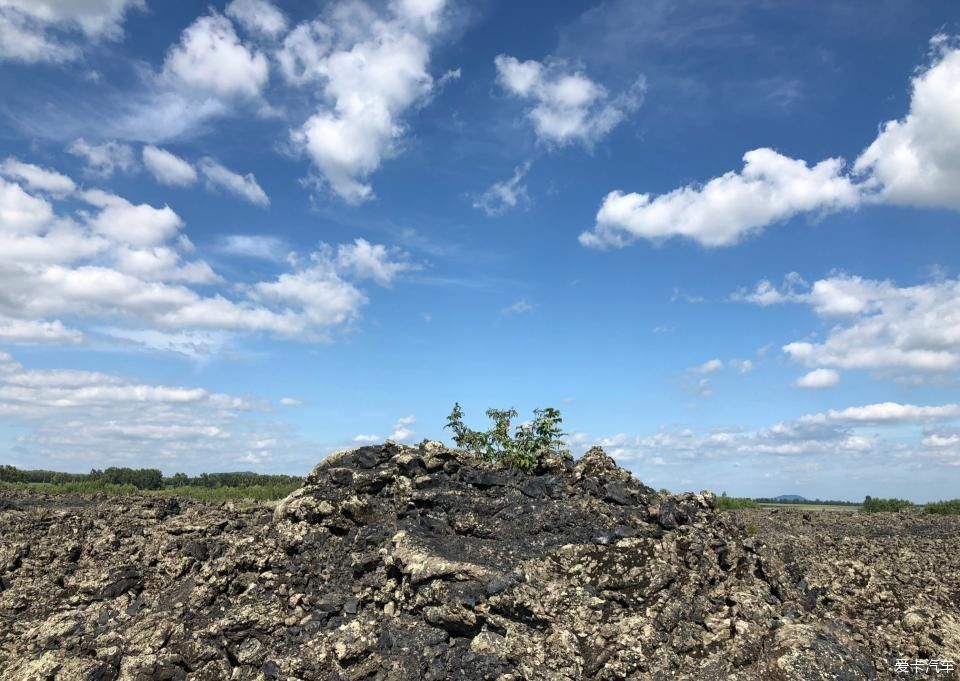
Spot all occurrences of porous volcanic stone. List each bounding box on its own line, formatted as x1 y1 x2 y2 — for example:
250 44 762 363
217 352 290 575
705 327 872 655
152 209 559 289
1 442 957 680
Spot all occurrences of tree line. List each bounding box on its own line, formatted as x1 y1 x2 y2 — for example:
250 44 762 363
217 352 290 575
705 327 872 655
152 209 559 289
0 465 300 491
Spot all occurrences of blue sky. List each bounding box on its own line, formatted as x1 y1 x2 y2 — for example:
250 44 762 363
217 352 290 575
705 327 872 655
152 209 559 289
1 0 959 502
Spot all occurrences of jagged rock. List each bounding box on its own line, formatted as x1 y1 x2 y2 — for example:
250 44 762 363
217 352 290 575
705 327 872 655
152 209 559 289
1 441 958 680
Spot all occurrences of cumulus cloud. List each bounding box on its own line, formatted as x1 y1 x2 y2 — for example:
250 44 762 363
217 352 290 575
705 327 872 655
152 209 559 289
0 351 297 471
473 162 531 216
732 272 808 306
0 158 76 197
581 149 861 248
691 358 723 374
198 158 269 206
279 397 302 406
81 189 184 247
333 239 417 286
795 368 839 389
225 0 287 38
353 433 381 443
162 13 269 99
285 0 450 202
738 272 960 377
582 36 960 250
0 316 83 345
68 139 137 177
389 415 416 442
923 433 960 448
0 157 415 352
0 0 144 63
142 146 197 187
853 36 960 210
495 55 645 147
579 400 960 469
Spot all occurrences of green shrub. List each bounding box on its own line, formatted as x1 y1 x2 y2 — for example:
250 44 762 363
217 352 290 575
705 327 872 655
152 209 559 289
924 499 960 515
861 496 916 513
444 403 568 472
0 481 138 496
717 496 760 511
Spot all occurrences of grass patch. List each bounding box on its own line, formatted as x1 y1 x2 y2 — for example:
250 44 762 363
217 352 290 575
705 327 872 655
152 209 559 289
0 480 299 502
0 481 138 496
148 484 299 501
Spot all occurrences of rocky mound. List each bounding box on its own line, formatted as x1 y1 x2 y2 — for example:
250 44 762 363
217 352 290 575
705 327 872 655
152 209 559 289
0 442 945 680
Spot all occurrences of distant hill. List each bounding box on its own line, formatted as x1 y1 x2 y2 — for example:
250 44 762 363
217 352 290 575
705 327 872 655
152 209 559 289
773 494 808 502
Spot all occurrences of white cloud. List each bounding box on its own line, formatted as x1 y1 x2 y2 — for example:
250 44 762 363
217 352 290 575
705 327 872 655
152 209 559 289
581 400 960 469
81 189 184 247
279 397 302 406
286 0 449 202
805 402 960 426
142 146 197 187
0 0 144 38
96 328 230 359
503 298 533 314
495 55 645 147
795 368 839 389
353 433 381 443
219 235 289 261
0 158 414 351
923 433 960 448
732 272 808 306
0 158 76 197
0 0 144 63
580 36 960 251
333 239 416 286
0 351 299 471
473 162 531 216
691 358 723 374
162 13 269 99
389 415 416 442
0 10 77 62
111 245 219 284
225 0 287 38
730 359 754 374
198 158 269 206
0 176 57 233
581 149 861 248
0 316 83 345
67 139 137 177
437 67 461 88
853 36 960 210
740 272 960 377
276 19 334 86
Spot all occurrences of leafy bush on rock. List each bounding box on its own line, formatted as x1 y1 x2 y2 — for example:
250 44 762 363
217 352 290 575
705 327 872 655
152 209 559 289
444 403 568 472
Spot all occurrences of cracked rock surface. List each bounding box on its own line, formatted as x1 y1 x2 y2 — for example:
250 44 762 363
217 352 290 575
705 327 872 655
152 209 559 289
0 442 957 680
